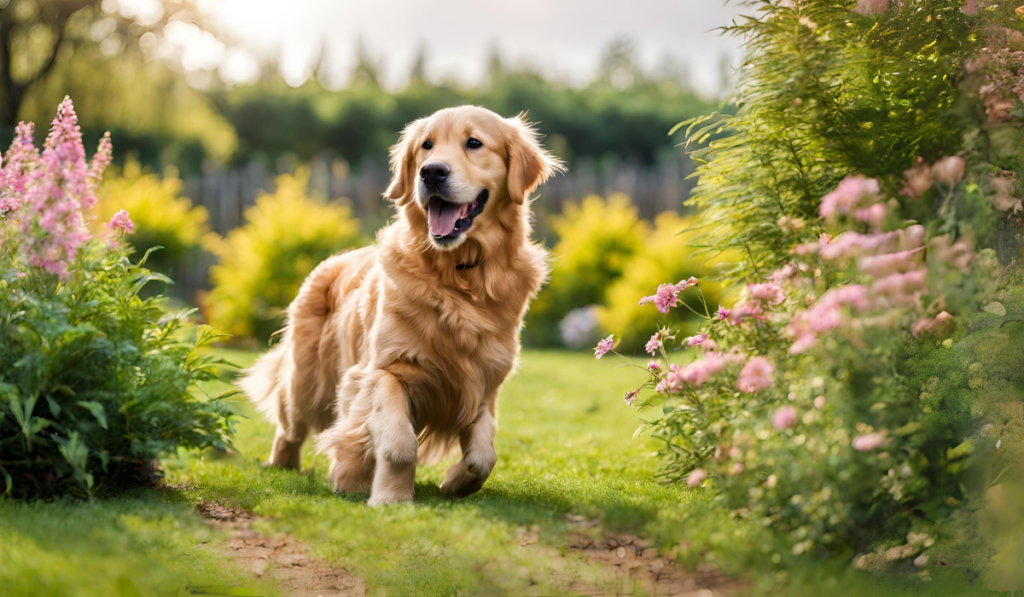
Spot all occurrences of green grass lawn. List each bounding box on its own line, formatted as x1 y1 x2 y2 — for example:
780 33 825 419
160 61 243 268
0 349 994 596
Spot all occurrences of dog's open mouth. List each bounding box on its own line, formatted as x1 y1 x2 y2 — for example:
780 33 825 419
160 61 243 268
427 190 488 241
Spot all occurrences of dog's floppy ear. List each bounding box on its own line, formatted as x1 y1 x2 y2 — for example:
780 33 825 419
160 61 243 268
504 115 564 205
384 119 426 206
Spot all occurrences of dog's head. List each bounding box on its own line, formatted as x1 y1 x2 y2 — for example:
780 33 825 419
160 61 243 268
384 106 562 250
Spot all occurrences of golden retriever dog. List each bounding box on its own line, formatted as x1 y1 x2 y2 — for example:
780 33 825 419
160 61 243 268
240 106 562 505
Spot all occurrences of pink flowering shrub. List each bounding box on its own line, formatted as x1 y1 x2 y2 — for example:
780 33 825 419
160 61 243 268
599 172 1005 557
0 98 235 497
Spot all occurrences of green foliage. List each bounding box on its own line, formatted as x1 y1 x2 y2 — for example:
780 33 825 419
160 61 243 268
203 169 364 341
94 160 214 292
684 0 975 279
622 197 1002 560
215 45 715 169
602 0 1024 570
598 212 735 351
0 239 236 498
523 195 646 347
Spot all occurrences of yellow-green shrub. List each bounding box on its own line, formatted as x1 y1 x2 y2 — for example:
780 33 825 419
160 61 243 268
94 160 213 288
203 170 363 341
598 212 735 352
524 194 647 347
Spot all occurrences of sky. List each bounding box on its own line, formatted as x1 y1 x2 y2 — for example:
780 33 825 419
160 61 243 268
201 0 747 95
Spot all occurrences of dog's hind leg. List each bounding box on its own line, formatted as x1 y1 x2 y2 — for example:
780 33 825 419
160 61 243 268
250 256 348 469
240 344 306 469
317 368 376 493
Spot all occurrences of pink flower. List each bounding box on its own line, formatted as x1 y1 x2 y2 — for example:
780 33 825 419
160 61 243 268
107 209 135 234
854 203 887 228
732 462 744 475
853 0 888 15
0 121 40 212
669 351 729 388
647 361 660 372
716 305 731 319
645 334 662 355
901 157 933 198
737 357 774 393
728 300 764 324
932 156 965 185
786 284 871 353
640 283 682 314
83 131 113 209
772 406 798 431
911 311 954 336
687 468 707 489
748 282 785 306
0 196 19 215
871 270 927 308
624 390 639 406
769 265 796 285
788 327 817 355
678 276 698 289
852 431 889 452
685 333 708 347
18 97 99 278
594 334 614 359
858 249 923 277
820 175 880 219
814 396 826 410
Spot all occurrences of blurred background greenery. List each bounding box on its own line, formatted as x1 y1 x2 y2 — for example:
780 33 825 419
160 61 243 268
0 0 740 349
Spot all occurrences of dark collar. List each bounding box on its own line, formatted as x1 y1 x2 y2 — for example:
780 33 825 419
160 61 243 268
455 260 479 270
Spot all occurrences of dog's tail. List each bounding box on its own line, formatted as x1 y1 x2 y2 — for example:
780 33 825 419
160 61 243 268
238 253 354 428
238 339 293 426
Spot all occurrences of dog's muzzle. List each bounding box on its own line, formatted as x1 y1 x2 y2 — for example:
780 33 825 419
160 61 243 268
427 189 489 243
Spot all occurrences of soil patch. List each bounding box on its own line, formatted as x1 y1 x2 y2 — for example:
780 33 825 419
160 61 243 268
515 514 749 597
193 500 365 597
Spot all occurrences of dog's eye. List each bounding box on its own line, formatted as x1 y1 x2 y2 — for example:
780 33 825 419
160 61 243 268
422 140 433 150
466 138 482 149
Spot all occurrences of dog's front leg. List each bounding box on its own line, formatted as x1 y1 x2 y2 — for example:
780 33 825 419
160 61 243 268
440 400 497 497
366 370 418 506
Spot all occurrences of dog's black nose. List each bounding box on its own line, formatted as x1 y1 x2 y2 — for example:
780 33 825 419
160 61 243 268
420 162 450 191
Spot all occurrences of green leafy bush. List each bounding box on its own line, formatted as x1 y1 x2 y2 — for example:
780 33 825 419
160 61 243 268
523 194 646 347
94 160 214 293
605 173 1004 562
598 212 735 351
598 0 1024 578
684 0 974 279
0 98 234 498
203 169 364 341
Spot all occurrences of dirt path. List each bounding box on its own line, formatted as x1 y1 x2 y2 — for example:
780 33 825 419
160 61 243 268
194 500 365 597
563 531 746 596
192 500 743 597
520 515 747 597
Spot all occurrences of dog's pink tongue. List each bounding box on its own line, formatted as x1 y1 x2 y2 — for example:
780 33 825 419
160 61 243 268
428 199 460 237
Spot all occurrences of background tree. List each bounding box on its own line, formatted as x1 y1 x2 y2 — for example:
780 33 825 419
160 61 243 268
1 0 193 124
0 0 235 165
